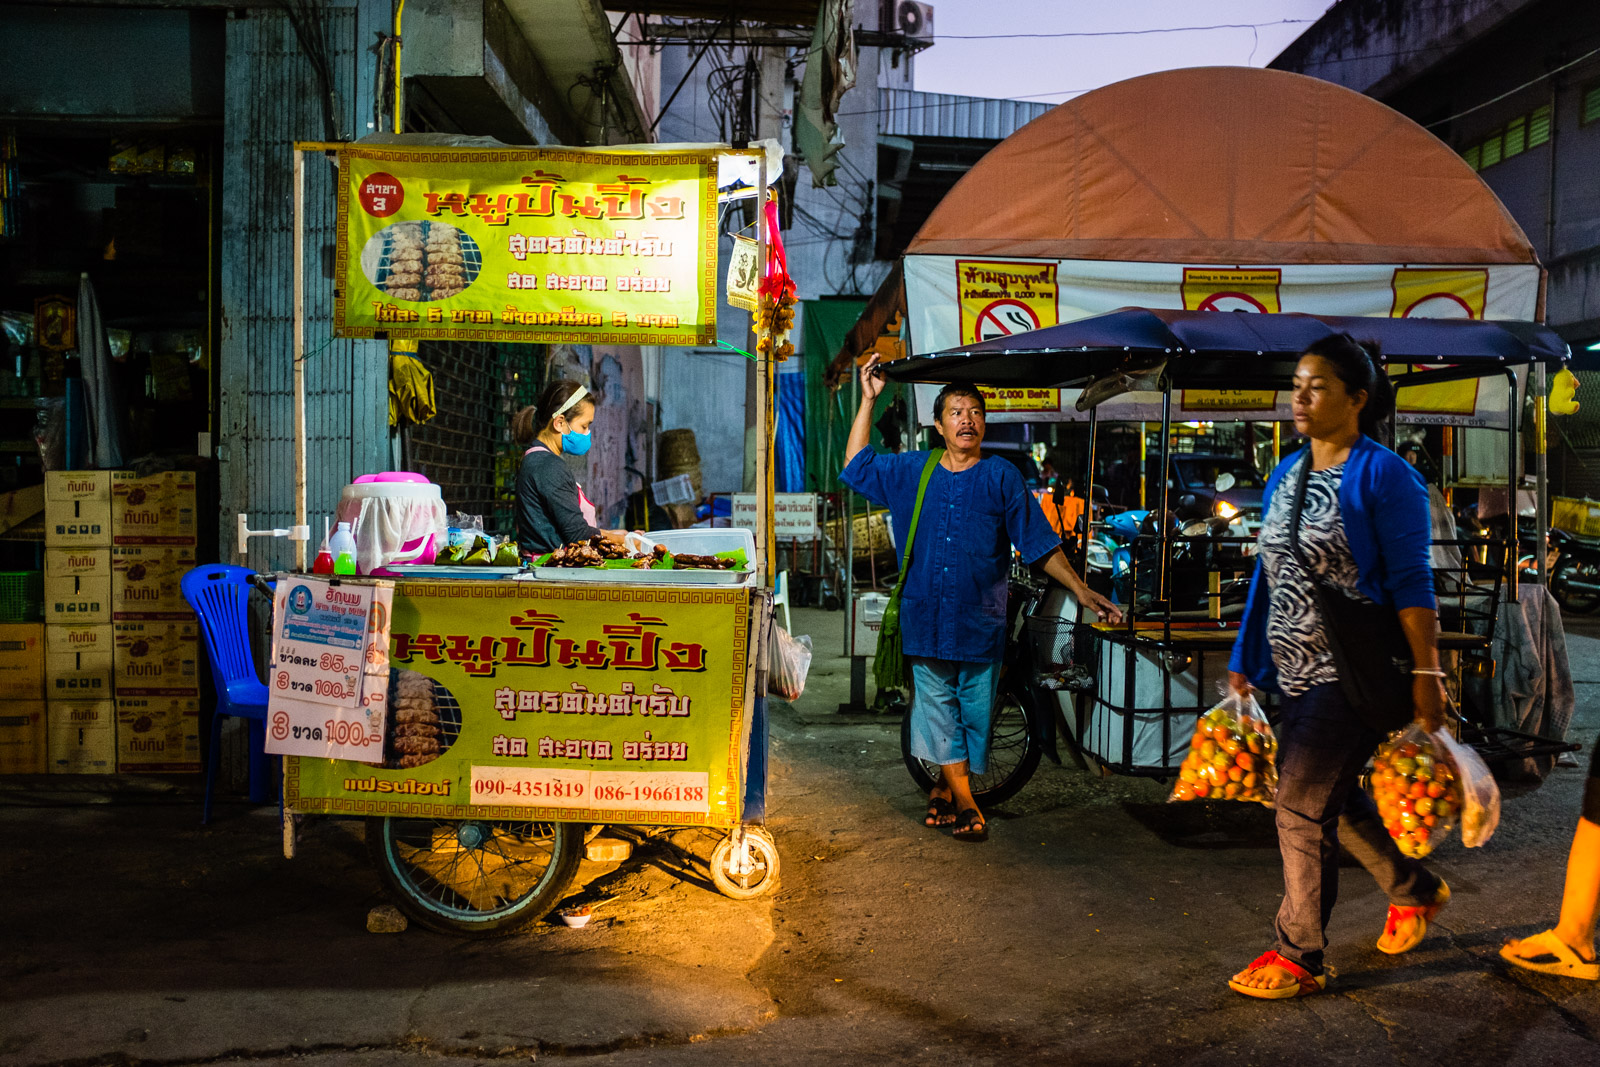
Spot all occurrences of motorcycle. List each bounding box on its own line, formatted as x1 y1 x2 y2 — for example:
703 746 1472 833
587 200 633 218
1099 472 1254 611
1550 528 1600 614
1452 502 1600 613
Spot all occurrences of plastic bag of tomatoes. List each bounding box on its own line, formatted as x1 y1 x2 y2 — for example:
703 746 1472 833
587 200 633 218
1170 688 1278 804
1368 724 1500 857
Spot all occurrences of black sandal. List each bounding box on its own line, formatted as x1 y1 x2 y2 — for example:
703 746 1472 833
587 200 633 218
952 808 988 842
925 795 956 827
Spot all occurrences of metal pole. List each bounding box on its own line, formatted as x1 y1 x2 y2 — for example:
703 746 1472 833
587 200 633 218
293 147 307 572
754 157 770 587
1442 425 1454 508
1535 361 1550 588
1083 406 1097 576
1138 421 1147 508
1507 369 1520 603
844 374 856 658
1158 384 1172 606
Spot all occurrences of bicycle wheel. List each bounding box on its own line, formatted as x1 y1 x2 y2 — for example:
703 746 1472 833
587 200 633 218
366 816 584 937
901 684 1042 806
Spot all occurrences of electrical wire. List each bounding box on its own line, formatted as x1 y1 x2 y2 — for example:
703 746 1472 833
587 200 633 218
1425 43 1600 128
925 19 1316 40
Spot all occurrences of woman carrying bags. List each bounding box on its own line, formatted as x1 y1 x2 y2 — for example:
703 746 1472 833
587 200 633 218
1226 334 1450 999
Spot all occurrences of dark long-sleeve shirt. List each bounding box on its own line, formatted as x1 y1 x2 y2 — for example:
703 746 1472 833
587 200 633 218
516 448 600 555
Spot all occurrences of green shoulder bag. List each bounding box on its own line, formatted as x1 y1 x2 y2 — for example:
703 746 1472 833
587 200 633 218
873 449 944 690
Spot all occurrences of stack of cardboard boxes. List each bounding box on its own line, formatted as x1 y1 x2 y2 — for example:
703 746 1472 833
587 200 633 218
43 472 115 773
0 620 45 773
38 470 202 775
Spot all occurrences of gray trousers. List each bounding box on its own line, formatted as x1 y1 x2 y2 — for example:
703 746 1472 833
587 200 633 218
1273 683 1442 975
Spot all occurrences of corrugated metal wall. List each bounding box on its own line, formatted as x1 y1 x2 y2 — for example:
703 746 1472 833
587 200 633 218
878 88 1053 139
219 5 388 569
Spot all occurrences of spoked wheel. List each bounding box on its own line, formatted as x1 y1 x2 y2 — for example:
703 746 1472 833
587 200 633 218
709 827 780 899
901 685 1042 806
366 817 584 937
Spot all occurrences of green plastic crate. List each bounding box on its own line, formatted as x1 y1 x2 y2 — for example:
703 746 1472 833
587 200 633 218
0 571 43 623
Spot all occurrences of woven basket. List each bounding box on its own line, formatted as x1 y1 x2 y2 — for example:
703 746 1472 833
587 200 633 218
659 429 701 475
824 512 895 560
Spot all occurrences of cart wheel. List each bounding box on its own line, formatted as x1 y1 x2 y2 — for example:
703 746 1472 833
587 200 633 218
710 827 779 899
366 817 583 937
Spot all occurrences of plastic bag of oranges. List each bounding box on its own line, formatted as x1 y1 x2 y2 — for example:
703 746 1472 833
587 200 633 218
1170 688 1278 804
1369 724 1499 857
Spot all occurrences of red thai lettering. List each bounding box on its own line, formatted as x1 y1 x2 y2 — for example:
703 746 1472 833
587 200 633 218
662 642 706 671
393 632 445 662
554 638 610 669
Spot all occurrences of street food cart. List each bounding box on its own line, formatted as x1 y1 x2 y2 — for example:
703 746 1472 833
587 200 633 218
250 139 786 936
884 307 1574 779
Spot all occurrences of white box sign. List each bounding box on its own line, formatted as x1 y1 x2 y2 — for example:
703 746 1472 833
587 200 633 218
730 493 819 540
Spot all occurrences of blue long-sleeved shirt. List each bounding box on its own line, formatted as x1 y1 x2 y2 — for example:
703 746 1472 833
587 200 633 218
840 448 1061 663
1228 434 1437 693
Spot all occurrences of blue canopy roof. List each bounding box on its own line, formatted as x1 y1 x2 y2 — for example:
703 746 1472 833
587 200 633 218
883 308 1569 390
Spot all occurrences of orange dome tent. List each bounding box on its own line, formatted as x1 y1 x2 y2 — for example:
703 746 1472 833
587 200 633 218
908 65 1535 266
832 67 1543 389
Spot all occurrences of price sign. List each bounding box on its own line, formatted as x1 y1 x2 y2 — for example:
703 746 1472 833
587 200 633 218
272 579 370 706
267 579 392 764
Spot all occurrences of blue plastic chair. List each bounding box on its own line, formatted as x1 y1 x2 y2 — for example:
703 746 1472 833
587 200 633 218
181 565 273 824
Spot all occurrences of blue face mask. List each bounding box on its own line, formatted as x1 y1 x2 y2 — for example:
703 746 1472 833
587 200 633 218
561 429 592 456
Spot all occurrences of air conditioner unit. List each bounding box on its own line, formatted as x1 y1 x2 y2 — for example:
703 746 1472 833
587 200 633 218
896 1 934 43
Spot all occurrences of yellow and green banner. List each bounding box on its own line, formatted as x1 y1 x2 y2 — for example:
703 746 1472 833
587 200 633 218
334 145 719 345
286 580 752 828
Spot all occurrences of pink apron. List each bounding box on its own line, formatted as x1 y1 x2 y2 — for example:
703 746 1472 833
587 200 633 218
525 444 598 527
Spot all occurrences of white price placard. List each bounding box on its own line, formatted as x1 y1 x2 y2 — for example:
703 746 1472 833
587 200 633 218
266 579 391 764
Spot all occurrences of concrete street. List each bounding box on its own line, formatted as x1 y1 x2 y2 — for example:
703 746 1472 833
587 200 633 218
4 604 1599 1066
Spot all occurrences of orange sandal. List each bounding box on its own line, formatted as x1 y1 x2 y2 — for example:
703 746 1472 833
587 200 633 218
1377 879 1451 955
1228 950 1327 1000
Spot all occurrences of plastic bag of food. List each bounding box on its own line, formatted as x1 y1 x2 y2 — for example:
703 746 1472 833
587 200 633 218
1433 729 1501 848
768 626 813 701
1170 686 1277 804
1368 724 1488 857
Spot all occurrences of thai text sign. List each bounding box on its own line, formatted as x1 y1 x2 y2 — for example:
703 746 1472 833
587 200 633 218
285 581 752 827
334 145 719 345
266 578 392 764
957 260 1062 412
731 493 819 539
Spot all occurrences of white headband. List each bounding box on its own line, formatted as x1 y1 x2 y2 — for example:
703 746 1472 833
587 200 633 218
553 385 589 418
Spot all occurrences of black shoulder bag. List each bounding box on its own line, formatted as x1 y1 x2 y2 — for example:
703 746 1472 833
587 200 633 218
1287 455 1414 732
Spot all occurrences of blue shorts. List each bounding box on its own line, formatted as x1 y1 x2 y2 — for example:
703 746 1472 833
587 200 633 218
908 657 1002 775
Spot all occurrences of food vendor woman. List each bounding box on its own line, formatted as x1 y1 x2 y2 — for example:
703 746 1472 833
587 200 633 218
513 380 627 555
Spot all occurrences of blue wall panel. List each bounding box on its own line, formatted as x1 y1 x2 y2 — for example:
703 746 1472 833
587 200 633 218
220 5 389 569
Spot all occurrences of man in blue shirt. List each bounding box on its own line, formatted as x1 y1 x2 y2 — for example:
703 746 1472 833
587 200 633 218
842 355 1121 841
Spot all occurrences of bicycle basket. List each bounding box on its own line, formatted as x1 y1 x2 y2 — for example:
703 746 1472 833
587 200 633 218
1023 614 1084 667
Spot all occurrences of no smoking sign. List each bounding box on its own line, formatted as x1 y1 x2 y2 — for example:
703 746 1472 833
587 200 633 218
974 299 1041 341
1195 291 1270 313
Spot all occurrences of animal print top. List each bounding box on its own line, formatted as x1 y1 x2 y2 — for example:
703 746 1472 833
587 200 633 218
1256 454 1371 696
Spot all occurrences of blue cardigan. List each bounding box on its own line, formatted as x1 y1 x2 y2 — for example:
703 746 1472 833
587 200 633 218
1228 435 1436 694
